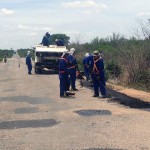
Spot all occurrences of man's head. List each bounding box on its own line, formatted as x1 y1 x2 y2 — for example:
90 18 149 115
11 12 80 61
69 48 75 55
85 53 89 57
27 51 30 55
46 32 50 37
93 50 100 60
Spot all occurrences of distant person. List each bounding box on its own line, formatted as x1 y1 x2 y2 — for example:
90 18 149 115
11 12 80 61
41 32 51 46
55 39 64 46
83 53 90 81
4 55 7 63
26 51 32 74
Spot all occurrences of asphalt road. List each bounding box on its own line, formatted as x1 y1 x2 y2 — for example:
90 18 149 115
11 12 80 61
0 55 150 150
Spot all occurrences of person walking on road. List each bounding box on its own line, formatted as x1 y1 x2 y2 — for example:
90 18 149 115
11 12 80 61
26 51 32 75
87 50 107 98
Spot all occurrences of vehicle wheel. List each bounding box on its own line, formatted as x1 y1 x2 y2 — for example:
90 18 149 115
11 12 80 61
55 69 59 74
35 69 38 74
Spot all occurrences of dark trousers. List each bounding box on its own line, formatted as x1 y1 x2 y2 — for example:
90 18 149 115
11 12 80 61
59 74 69 96
92 73 106 96
69 68 76 90
84 67 90 80
27 65 32 74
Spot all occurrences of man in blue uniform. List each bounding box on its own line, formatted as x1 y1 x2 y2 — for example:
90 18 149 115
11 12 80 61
87 50 106 98
55 39 64 46
82 53 90 81
59 52 70 97
41 32 51 46
26 51 32 74
67 48 78 91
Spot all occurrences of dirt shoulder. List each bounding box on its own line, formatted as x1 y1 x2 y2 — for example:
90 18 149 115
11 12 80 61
107 82 150 102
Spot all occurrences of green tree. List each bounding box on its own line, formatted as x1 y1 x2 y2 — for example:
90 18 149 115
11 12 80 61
50 34 70 45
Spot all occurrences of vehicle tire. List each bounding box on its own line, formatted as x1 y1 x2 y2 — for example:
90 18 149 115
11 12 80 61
55 69 59 74
35 69 39 74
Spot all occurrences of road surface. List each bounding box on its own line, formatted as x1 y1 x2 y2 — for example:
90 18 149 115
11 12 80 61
0 55 150 150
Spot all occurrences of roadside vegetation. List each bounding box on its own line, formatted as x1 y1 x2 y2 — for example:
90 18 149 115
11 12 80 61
68 19 150 91
69 34 150 91
17 48 35 61
0 49 14 62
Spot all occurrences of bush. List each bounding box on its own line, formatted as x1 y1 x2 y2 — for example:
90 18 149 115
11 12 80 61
105 61 121 77
0 58 3 62
134 70 150 89
104 70 110 81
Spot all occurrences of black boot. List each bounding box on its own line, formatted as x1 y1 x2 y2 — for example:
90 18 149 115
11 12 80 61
93 94 99 97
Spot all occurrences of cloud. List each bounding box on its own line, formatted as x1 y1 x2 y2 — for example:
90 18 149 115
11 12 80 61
0 8 14 15
26 32 38 36
62 0 107 13
18 24 31 29
17 25 53 32
65 31 80 34
42 27 53 31
137 12 150 16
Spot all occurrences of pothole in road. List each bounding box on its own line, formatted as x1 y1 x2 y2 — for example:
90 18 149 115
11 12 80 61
0 119 59 129
14 107 39 114
75 110 111 116
0 96 51 104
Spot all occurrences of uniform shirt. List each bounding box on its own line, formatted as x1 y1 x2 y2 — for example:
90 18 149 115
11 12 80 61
56 40 64 46
87 55 104 75
67 54 78 69
42 35 50 46
82 56 89 69
59 57 68 74
26 55 32 66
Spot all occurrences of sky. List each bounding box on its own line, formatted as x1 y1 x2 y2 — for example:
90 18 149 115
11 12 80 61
0 0 150 50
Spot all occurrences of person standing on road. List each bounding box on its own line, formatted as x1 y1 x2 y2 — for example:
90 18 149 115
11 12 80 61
26 51 32 75
87 50 107 98
82 53 90 81
67 48 78 91
59 52 70 97
3 55 7 63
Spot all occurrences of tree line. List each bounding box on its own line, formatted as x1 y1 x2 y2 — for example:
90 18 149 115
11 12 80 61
0 49 14 62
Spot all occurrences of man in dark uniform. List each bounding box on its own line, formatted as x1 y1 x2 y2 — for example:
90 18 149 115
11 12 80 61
87 50 106 98
67 48 78 91
82 53 90 81
59 52 70 97
26 51 32 74
55 39 64 46
41 32 51 46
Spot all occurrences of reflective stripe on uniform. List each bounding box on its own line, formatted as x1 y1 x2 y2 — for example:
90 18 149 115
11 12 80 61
60 57 67 63
93 58 100 74
59 71 65 73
